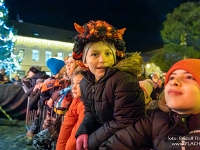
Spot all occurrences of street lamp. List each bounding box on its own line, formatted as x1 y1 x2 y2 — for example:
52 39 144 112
180 32 187 46
146 63 150 69
144 63 150 79
180 32 187 59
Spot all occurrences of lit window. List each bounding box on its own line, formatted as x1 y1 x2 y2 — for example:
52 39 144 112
46 71 52 76
32 50 39 61
46 51 52 61
18 49 25 59
57 52 63 60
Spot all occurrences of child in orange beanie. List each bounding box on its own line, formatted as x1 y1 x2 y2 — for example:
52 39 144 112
100 59 200 150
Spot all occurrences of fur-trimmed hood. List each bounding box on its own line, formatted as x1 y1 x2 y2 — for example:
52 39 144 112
115 52 143 77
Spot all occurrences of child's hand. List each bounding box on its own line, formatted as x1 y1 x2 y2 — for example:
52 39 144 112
47 98 54 108
33 83 43 92
76 134 89 150
38 83 43 89
33 85 38 92
51 90 60 101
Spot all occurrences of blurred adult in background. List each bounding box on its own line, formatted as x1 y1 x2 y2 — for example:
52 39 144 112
0 68 6 82
151 72 159 89
22 66 46 96
155 78 164 100
12 74 22 85
152 72 159 83
1 75 13 84
161 72 166 81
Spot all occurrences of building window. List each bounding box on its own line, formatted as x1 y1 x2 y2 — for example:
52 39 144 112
45 71 52 76
18 49 25 59
57 52 63 60
32 50 39 61
16 70 25 79
46 51 52 61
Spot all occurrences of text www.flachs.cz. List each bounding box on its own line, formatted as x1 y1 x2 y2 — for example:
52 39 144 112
172 142 200 146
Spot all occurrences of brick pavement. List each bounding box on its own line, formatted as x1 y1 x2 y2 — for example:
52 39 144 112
0 119 34 150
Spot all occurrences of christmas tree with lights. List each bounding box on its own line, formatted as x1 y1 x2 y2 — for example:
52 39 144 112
0 0 20 73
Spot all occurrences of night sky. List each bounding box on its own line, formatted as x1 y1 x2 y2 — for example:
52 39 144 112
4 0 200 52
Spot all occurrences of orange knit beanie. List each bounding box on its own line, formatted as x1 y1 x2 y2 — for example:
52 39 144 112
165 59 200 86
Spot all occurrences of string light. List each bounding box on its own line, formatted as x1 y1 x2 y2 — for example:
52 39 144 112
0 0 19 73
15 36 74 48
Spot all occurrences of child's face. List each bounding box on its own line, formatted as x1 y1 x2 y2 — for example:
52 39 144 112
165 69 200 114
1 69 5 74
3 76 8 81
84 41 115 81
65 56 77 77
15 76 19 80
72 74 83 98
157 78 163 86
153 74 158 79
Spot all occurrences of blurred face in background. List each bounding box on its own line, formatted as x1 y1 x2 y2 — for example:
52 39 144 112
65 56 77 77
162 73 166 80
152 73 159 82
3 75 9 82
1 69 5 75
157 78 163 87
15 75 20 81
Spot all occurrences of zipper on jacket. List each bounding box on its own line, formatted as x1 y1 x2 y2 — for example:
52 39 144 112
83 76 101 123
91 85 101 123
91 86 95 99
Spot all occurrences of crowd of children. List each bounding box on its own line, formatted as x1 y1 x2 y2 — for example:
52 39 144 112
6 19 200 150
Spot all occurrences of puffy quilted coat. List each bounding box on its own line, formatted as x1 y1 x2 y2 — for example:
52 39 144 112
56 97 84 150
75 67 145 149
100 108 200 150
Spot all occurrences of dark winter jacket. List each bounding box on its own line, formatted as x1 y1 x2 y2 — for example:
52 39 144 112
99 108 200 150
29 88 41 110
0 73 6 81
75 67 145 149
25 71 46 96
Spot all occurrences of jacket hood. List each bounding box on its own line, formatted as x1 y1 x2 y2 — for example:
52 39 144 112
115 52 143 77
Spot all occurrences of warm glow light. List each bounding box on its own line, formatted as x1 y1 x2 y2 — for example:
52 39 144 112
0 12 3 17
146 63 150 68
15 36 74 48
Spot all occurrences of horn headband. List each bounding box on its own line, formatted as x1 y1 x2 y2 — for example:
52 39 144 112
72 20 126 62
